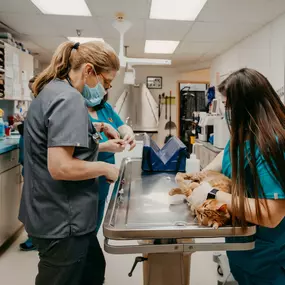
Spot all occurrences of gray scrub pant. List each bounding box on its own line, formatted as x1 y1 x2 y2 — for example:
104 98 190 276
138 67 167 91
31 233 105 285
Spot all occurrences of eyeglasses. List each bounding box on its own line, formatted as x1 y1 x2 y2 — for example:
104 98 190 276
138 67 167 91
100 73 112 90
90 64 113 90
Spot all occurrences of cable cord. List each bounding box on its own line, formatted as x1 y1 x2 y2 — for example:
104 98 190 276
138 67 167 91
222 272 232 285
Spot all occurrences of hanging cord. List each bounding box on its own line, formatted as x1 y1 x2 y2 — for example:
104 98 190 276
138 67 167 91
222 272 232 285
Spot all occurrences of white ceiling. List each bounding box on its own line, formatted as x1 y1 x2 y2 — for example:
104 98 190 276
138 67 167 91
1 0 285 68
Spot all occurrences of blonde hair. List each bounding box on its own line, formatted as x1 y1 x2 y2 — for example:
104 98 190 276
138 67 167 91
33 41 120 96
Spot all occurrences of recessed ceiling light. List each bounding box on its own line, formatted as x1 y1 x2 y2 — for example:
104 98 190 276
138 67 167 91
144 40 179 54
30 0 92 16
67 37 104 44
150 0 208 21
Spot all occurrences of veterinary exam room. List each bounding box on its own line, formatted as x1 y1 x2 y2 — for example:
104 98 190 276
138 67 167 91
0 0 284 284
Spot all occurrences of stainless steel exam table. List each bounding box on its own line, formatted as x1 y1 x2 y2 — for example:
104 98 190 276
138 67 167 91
103 158 256 285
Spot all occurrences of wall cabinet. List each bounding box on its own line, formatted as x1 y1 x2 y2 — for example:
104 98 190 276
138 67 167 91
0 150 22 247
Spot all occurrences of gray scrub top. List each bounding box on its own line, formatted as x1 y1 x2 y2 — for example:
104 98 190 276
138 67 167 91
19 79 100 239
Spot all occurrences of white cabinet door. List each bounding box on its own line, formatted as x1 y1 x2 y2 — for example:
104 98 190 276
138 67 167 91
0 166 22 245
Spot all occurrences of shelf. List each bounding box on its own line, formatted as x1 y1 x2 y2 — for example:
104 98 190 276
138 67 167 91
0 97 32 102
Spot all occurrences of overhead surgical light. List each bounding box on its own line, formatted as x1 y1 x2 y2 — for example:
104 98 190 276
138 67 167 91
112 14 172 68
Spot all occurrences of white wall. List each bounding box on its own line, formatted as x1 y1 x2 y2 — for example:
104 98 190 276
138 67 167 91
211 12 285 99
108 66 210 146
109 67 181 106
108 67 181 146
109 66 210 119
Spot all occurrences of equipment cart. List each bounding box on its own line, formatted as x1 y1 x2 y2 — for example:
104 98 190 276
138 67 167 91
103 158 256 285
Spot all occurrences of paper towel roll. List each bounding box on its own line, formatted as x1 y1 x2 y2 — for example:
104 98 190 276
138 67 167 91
214 118 230 149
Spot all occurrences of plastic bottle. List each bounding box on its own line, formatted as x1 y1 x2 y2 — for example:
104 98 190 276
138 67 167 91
0 109 5 140
186 144 200 173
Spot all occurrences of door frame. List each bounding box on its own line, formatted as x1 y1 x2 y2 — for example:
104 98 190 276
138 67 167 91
176 80 210 137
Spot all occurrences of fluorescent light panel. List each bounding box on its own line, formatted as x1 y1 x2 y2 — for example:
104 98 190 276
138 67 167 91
144 40 179 54
150 0 208 21
68 37 104 44
30 0 92 16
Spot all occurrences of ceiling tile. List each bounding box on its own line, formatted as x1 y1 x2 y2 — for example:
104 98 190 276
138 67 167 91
104 38 145 56
86 0 149 19
28 36 67 52
184 22 261 43
0 13 61 36
176 42 213 54
103 39 119 53
172 53 203 62
49 16 103 38
206 42 233 55
145 20 193 41
197 0 285 23
128 53 173 60
198 53 218 63
1 0 284 67
171 58 199 68
0 0 41 14
97 18 145 40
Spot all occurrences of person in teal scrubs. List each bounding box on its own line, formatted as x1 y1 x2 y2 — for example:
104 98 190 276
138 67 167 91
188 68 285 284
16 76 37 251
88 77 136 233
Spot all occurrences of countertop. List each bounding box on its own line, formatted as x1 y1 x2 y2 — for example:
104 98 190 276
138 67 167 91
0 135 20 155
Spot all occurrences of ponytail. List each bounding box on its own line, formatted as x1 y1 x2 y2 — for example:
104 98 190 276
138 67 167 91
33 40 120 96
33 42 74 96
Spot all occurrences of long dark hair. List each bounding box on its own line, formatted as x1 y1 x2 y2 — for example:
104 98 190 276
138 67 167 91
218 68 285 228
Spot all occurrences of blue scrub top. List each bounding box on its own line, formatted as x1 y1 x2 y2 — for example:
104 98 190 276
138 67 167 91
89 102 124 164
222 141 285 280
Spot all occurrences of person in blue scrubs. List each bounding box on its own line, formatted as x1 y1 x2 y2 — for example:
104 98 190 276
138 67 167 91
188 68 285 284
88 78 136 233
16 76 38 251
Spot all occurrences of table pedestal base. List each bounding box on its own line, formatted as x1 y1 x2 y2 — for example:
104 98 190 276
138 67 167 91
143 253 191 285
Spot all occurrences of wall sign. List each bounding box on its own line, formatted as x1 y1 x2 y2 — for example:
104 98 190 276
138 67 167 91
146 76 162 89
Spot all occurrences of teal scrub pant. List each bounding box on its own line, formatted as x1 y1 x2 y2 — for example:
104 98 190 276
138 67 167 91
95 176 110 234
229 258 285 285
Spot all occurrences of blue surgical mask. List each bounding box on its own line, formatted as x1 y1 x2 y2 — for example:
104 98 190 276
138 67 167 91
82 67 106 107
82 82 106 107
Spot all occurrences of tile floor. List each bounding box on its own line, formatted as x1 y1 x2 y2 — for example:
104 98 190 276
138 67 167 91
0 228 222 285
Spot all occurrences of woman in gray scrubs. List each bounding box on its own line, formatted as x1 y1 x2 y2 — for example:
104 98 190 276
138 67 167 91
19 41 123 285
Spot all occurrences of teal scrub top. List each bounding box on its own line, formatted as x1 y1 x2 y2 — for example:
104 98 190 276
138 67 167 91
89 102 124 164
222 141 285 278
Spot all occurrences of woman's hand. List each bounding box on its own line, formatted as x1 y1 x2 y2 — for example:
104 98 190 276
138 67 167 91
123 133 136 151
103 123 120 139
14 113 25 123
93 122 120 139
187 182 213 207
104 163 120 183
99 139 126 153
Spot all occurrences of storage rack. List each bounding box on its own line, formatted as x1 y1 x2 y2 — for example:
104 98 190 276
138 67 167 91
179 84 207 154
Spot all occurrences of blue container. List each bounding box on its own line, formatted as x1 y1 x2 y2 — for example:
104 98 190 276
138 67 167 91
142 134 187 172
0 118 5 139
